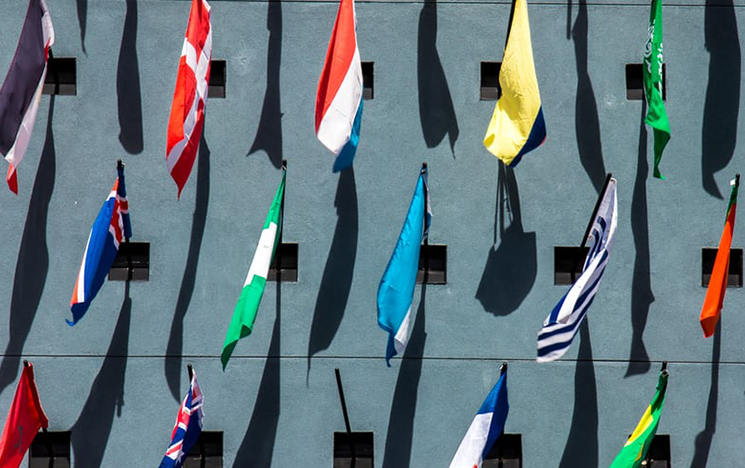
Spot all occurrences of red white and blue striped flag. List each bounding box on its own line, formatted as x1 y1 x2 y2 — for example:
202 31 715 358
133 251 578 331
159 369 204 468
0 0 54 194
68 164 132 325
166 0 212 197
315 0 363 173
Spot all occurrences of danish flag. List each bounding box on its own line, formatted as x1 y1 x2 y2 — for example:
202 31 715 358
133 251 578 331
159 369 204 468
166 0 212 198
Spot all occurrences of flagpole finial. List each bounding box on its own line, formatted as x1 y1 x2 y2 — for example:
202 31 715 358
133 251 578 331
187 364 194 381
117 159 124 170
500 361 508 374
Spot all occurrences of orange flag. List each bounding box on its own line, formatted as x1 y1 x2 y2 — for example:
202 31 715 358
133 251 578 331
700 175 740 337
0 361 48 468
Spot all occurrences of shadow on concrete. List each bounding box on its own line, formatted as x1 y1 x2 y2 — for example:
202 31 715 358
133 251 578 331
417 0 459 154
476 164 536 315
116 0 143 154
76 0 87 54
0 98 56 397
165 134 210 402
307 169 358 378
70 282 131 468
702 0 740 199
689 323 721 468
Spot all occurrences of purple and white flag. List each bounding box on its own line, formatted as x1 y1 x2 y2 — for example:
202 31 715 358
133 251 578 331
0 0 54 194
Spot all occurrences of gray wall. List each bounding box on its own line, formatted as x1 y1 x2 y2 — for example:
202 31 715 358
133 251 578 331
0 0 741 466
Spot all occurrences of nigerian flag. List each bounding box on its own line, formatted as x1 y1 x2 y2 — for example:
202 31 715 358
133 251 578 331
221 169 286 369
608 368 669 468
643 0 671 179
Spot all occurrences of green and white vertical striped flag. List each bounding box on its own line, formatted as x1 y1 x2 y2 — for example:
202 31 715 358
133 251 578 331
643 0 671 179
221 169 286 369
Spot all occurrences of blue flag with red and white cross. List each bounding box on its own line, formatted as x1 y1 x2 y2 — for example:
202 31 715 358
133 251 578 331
68 163 132 325
159 369 204 468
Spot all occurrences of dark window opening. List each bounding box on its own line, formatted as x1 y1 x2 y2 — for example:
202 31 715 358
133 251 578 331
626 63 666 101
184 431 222 468
641 434 670 468
43 57 76 95
554 246 590 285
417 244 447 284
481 62 501 100
268 242 298 282
702 247 742 287
484 433 522 468
334 432 373 468
362 61 374 100
109 242 150 281
30 431 70 468
208 60 226 98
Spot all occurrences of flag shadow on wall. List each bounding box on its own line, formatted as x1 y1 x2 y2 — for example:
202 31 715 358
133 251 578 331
165 133 210 402
76 0 87 54
307 168 358 380
701 0 740 199
248 0 283 169
116 0 144 154
0 98 56 397
70 281 131 468
476 164 536 316
417 0 459 155
689 323 721 468
382 282 427 468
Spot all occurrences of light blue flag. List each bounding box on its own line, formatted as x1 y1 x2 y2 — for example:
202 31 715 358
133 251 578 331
377 164 431 366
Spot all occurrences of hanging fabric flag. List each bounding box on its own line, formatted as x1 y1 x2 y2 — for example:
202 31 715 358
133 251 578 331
483 0 546 167
448 365 509 468
700 175 739 337
158 367 204 468
315 0 363 173
166 0 212 197
221 169 286 369
0 0 54 194
0 361 48 468
377 164 432 366
69 162 132 325
537 178 617 362
643 0 670 179
608 367 669 468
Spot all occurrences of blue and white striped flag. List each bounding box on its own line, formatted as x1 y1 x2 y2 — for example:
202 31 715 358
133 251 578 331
377 165 431 366
537 179 617 362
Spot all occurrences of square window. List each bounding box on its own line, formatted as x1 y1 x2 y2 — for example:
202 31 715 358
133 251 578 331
29 431 70 468
268 242 298 282
43 57 76 96
642 434 670 468
701 247 742 287
361 62 374 100
184 431 222 468
208 60 226 98
626 63 666 101
109 242 150 281
417 244 446 284
554 246 590 285
483 433 522 468
334 432 373 468
480 62 501 100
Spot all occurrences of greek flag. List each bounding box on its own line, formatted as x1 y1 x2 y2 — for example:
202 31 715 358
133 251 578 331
537 179 617 362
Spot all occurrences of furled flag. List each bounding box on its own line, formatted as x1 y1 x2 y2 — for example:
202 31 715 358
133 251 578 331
377 164 431 365
643 0 670 179
483 0 546 167
221 169 286 369
537 178 617 362
69 162 132 325
608 367 669 468
159 367 204 468
0 0 54 194
700 175 739 337
0 361 48 468
315 0 363 173
448 365 509 468
166 0 212 197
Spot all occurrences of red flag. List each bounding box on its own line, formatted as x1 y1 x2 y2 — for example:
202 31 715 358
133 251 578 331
0 362 48 468
166 0 212 198
700 175 739 337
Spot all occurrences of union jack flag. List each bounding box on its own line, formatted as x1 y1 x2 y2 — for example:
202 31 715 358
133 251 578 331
166 0 212 198
68 163 132 325
159 369 204 468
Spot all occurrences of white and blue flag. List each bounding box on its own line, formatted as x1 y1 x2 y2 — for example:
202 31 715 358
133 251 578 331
448 367 509 468
537 178 617 362
377 164 431 365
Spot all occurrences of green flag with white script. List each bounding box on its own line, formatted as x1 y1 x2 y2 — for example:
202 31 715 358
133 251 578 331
221 169 286 369
643 0 671 179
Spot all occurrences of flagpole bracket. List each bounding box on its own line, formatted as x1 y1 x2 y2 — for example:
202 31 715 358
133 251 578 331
661 361 667 372
187 364 194 381
500 361 508 374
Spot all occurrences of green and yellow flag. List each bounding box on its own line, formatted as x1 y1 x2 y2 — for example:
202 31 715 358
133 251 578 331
643 0 671 179
608 368 669 468
221 169 286 369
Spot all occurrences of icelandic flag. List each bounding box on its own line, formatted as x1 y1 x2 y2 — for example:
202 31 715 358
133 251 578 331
159 369 204 468
68 164 132 325
448 368 509 468
377 165 431 366
315 0 363 173
0 0 54 194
